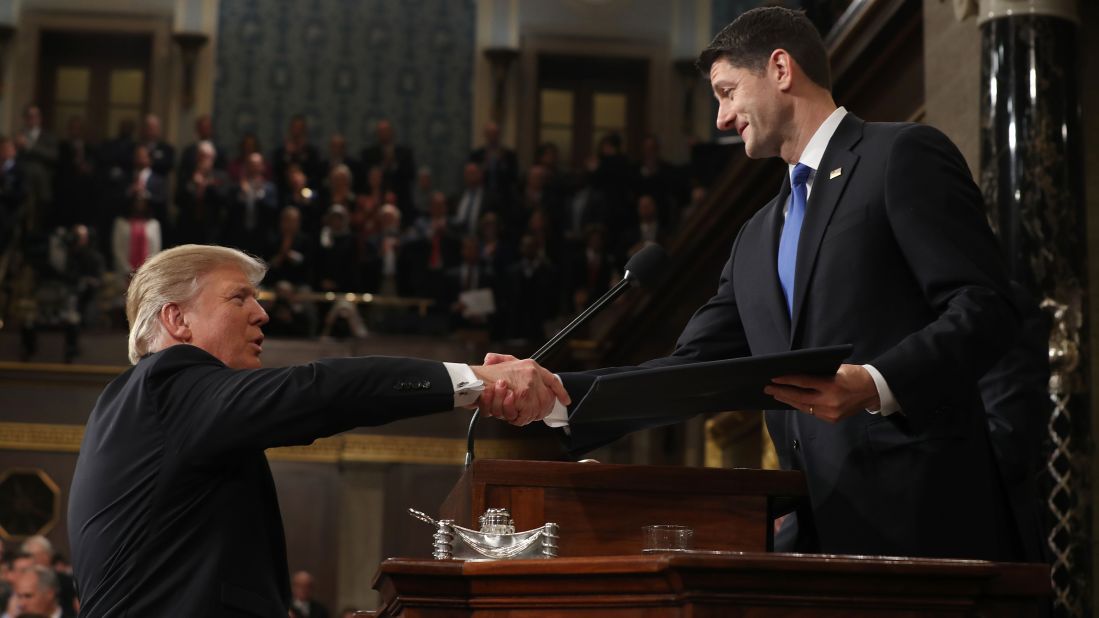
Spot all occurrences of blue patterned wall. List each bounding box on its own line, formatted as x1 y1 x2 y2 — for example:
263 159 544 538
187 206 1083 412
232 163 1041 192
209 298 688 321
213 0 475 193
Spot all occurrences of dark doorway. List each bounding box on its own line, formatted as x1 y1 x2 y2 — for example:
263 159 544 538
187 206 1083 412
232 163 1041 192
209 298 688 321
536 54 648 169
37 31 152 142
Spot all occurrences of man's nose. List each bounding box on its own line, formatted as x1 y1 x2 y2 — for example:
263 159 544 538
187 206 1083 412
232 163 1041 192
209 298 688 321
251 299 270 326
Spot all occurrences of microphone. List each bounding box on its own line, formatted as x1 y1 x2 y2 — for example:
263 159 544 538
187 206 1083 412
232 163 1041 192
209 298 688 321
465 244 671 467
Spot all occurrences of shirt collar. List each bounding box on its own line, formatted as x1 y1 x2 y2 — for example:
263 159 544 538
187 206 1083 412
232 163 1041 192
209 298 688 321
788 106 847 179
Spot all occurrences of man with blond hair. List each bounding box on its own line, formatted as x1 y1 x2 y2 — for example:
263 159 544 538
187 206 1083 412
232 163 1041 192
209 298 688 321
68 244 566 617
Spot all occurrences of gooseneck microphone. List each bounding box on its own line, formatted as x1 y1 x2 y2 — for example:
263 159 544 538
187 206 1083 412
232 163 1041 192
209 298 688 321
464 244 671 467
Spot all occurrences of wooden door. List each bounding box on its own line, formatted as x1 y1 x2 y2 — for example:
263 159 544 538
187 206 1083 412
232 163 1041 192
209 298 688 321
37 31 151 142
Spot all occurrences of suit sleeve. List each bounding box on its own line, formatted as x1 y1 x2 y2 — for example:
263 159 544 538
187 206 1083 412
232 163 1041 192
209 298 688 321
872 123 1019 417
149 346 454 460
559 226 753 454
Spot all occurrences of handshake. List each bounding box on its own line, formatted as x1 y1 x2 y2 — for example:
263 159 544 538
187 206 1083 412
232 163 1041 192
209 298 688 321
468 353 567 426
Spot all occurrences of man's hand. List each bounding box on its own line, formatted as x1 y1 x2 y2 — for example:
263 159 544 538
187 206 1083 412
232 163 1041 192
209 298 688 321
763 364 880 424
471 356 570 426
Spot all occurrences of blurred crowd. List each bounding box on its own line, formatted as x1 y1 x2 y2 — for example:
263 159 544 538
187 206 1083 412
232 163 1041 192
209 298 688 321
0 536 77 618
1 103 715 357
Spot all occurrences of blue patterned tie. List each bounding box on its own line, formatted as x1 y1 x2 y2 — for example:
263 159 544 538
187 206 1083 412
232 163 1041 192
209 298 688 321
778 162 813 316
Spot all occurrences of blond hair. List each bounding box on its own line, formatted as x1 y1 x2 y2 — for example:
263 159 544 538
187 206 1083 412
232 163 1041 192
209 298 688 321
126 245 267 364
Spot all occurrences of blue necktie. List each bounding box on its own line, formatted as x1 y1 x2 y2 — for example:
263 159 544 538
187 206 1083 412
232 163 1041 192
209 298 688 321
778 162 813 316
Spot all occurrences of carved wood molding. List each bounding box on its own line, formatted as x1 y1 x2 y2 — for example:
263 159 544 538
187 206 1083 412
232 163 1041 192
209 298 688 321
0 422 542 466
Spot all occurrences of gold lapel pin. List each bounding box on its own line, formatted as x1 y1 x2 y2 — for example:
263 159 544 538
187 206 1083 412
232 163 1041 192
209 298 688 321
829 168 842 180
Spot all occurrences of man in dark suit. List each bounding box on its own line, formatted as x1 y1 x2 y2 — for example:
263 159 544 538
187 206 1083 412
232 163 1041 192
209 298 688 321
360 119 415 223
482 7 1026 562
140 113 175 177
469 121 519 207
67 244 568 617
290 571 329 618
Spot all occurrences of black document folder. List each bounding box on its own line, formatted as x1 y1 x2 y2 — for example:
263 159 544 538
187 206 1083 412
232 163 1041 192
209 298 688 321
569 344 853 428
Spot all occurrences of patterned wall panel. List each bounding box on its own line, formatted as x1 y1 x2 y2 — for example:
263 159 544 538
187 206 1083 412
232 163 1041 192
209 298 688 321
214 0 475 193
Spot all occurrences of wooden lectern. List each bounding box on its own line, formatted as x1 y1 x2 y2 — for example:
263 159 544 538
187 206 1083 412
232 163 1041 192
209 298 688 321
438 459 807 555
375 459 1051 617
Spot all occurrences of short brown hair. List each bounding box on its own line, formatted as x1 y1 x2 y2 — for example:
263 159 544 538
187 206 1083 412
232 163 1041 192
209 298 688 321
697 7 831 91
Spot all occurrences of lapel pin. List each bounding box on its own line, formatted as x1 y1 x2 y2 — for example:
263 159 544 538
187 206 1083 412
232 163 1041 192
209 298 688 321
829 168 842 180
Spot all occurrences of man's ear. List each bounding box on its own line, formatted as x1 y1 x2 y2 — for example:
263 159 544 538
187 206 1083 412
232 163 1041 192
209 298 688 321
159 302 191 343
770 49 793 92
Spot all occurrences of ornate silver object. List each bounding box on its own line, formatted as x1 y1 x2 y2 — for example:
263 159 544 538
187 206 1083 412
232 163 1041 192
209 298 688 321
409 508 560 561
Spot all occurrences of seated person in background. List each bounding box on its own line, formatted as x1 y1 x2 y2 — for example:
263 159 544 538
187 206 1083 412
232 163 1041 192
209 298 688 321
283 163 322 238
321 133 359 189
569 224 618 313
228 133 268 183
227 152 279 255
175 140 228 246
266 206 314 289
120 144 168 228
22 224 105 363
265 280 317 338
68 244 566 617
501 233 560 342
11 566 70 618
322 163 356 212
616 194 666 265
20 536 76 618
316 204 358 293
445 235 495 331
290 570 329 618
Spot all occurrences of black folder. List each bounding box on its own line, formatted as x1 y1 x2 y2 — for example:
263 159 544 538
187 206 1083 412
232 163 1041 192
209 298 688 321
569 344 853 428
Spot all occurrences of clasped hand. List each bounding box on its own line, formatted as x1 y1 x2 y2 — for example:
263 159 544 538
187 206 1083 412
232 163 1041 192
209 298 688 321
469 354 569 426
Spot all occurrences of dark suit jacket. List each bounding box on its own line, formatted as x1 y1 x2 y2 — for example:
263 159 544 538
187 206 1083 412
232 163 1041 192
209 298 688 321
979 282 1051 564
69 344 454 617
561 115 1021 561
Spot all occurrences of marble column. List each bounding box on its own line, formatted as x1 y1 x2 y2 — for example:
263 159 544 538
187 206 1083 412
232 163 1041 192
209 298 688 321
978 1 1085 616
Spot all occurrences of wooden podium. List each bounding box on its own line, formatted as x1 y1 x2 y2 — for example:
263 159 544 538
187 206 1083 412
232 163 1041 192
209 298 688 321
438 459 807 556
371 460 1050 617
373 552 1050 617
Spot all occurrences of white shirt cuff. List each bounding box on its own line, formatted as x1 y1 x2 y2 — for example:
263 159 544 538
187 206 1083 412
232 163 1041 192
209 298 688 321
543 375 571 434
863 364 900 416
444 362 484 408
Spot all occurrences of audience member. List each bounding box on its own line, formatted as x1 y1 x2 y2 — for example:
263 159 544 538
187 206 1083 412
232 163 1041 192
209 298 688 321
20 537 75 618
112 194 163 278
15 103 59 233
360 119 415 222
469 121 518 206
0 136 26 252
316 205 358 293
11 566 69 618
121 144 169 227
451 162 492 237
283 163 323 237
290 570 330 618
175 141 228 245
502 233 559 341
411 166 434 216
139 113 175 177
226 152 279 255
273 114 322 194
266 206 314 288
446 235 495 330
54 116 97 228
228 133 268 182
322 133 359 188
178 114 227 179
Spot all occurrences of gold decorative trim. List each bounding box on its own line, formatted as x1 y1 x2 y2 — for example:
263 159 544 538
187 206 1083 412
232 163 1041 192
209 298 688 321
0 361 128 376
0 422 538 466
